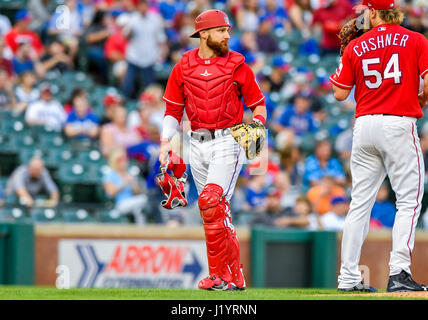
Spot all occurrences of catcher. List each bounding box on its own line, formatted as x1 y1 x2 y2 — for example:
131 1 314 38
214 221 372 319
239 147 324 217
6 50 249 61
158 9 267 291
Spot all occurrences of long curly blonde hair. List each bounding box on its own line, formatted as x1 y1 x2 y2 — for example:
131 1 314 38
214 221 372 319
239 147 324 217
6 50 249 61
378 8 405 25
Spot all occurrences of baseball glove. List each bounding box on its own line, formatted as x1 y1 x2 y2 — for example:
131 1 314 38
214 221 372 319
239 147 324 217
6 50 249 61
230 120 266 160
339 18 365 57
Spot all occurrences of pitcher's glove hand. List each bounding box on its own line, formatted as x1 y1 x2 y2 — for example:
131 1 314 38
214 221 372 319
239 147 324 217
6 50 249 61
230 119 266 160
339 18 364 57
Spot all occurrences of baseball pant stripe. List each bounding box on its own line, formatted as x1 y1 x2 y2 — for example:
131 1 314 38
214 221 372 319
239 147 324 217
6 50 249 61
408 123 421 261
225 147 241 197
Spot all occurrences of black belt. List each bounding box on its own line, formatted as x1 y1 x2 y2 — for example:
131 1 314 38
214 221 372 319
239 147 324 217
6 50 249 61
382 114 403 117
190 131 216 142
191 128 231 143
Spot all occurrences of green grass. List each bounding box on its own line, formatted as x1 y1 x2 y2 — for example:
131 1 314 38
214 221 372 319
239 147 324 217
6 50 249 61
0 287 425 300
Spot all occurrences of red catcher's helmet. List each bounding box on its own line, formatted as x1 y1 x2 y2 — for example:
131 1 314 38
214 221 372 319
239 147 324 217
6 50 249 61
189 9 231 38
155 152 188 209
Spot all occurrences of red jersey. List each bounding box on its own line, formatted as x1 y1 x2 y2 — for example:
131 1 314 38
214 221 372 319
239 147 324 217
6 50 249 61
330 24 428 118
4 28 44 57
312 0 355 50
104 32 128 60
163 50 265 126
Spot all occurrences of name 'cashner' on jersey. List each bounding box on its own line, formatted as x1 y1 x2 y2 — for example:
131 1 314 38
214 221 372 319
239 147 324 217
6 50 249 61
353 32 409 57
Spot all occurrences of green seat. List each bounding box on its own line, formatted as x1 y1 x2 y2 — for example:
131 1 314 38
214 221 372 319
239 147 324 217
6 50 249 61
1 119 26 136
86 164 104 184
0 0 27 9
30 208 60 223
299 132 316 154
44 148 73 168
236 211 254 226
38 133 66 149
18 147 44 164
9 133 37 152
77 149 104 165
60 182 99 203
95 209 128 224
62 208 95 223
0 135 16 153
58 162 87 184
0 207 28 222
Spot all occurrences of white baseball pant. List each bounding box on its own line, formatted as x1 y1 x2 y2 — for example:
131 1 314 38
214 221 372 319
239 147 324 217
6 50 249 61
338 114 424 289
189 130 245 202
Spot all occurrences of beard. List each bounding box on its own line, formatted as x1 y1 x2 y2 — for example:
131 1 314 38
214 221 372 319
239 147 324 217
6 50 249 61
207 35 229 57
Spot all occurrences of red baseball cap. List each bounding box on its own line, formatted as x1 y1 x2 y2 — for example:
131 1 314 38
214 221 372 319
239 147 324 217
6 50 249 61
353 0 395 11
139 92 156 103
189 10 231 38
104 94 122 108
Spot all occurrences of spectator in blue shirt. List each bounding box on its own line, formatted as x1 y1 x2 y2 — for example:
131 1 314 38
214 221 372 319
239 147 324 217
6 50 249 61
274 92 318 137
244 174 268 213
12 42 42 76
303 140 346 189
103 148 149 225
259 0 291 31
370 183 396 229
64 88 100 140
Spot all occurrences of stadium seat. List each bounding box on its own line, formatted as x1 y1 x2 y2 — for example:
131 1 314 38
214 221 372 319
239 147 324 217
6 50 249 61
0 0 26 9
58 162 88 184
62 208 95 223
77 149 105 165
0 135 16 153
95 209 128 224
44 148 73 169
1 120 26 136
236 211 255 226
30 208 61 223
38 133 65 150
18 147 44 164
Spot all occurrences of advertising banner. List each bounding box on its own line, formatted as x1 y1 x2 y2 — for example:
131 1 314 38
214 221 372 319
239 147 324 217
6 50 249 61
58 239 208 288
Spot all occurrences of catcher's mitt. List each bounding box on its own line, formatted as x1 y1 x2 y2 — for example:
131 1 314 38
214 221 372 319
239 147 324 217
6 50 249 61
339 18 365 57
230 120 266 160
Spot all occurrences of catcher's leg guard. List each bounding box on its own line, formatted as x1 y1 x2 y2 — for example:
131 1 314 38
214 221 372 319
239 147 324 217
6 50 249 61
198 184 232 285
224 202 246 289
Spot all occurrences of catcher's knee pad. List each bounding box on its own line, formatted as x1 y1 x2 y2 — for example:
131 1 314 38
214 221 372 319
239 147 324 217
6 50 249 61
198 184 225 223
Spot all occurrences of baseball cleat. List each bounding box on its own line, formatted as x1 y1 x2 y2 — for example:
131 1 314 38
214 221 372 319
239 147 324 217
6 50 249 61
387 270 428 292
338 281 378 292
198 275 245 291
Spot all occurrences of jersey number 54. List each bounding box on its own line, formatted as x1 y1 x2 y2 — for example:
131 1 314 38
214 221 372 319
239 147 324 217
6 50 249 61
362 53 402 89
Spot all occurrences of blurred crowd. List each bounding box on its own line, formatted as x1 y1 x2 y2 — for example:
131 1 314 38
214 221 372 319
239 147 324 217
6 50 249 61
0 0 427 229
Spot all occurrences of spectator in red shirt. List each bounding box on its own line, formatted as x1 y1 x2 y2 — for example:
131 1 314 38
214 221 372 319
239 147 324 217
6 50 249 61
104 13 129 86
311 0 355 55
4 10 44 58
0 37 13 78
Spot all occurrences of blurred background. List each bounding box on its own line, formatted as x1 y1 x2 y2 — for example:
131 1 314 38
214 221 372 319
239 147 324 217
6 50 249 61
0 0 426 290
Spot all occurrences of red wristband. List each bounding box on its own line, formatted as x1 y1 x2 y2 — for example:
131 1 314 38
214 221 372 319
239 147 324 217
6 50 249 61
253 115 266 125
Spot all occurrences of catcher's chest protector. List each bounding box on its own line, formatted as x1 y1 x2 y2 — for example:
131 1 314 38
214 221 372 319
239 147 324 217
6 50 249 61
180 49 245 130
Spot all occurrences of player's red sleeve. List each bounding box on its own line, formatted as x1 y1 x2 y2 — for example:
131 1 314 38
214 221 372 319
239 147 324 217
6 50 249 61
417 34 428 78
235 63 265 109
163 64 185 122
329 45 355 89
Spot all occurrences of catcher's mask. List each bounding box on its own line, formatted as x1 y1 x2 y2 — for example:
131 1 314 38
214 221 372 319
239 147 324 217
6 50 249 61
155 152 188 209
